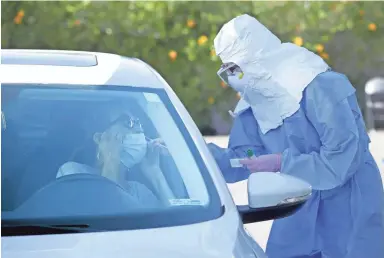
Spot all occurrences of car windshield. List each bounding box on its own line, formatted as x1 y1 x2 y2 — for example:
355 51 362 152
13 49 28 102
1 84 222 235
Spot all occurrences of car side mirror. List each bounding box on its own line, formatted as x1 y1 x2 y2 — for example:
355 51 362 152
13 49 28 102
237 172 312 224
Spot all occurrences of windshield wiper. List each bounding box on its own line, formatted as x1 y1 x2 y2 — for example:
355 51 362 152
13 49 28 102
1 224 91 236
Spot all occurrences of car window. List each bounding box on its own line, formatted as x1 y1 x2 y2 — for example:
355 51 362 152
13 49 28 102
1 84 222 234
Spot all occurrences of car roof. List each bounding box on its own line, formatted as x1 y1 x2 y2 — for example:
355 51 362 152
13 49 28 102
0 49 166 88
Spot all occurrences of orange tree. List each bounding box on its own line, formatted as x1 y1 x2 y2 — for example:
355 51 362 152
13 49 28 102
2 1 383 129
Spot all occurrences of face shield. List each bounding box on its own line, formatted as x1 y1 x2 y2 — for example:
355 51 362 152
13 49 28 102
217 62 244 86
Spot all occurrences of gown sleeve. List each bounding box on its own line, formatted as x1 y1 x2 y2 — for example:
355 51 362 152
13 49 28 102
208 109 266 183
281 73 365 190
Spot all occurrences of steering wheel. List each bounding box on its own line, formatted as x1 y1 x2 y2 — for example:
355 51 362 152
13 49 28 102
15 173 144 218
52 172 123 187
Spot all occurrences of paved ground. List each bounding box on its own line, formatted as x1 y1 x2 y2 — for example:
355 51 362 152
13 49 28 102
204 131 384 250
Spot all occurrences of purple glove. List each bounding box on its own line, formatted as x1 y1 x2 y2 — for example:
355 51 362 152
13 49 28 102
239 154 282 172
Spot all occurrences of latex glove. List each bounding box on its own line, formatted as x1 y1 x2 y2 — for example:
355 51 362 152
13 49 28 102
239 154 282 173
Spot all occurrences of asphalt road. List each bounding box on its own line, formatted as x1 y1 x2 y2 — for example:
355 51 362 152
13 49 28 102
204 131 384 251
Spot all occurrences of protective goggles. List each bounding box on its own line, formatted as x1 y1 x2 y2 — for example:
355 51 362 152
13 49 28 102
109 114 143 131
216 62 243 85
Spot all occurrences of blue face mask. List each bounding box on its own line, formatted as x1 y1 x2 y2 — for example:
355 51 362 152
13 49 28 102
120 133 147 168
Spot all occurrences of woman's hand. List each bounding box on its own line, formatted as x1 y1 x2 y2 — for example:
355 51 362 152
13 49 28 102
146 137 169 156
140 139 175 203
240 153 282 173
140 139 162 175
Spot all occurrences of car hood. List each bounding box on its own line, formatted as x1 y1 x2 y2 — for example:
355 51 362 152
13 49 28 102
2 207 263 258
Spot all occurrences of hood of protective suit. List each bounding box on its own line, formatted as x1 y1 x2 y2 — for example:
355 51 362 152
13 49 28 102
214 14 329 134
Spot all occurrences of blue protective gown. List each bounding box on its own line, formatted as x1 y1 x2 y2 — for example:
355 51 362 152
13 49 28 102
208 71 384 258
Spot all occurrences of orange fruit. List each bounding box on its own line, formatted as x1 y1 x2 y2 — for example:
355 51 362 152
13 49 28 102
315 44 324 53
198 35 208 46
187 19 196 28
368 23 377 31
168 50 177 61
293 36 303 46
208 97 215 105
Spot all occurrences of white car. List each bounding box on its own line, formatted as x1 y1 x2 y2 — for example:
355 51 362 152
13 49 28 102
1 49 312 258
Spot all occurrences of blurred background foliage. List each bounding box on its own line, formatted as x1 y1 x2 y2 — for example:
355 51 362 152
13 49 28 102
2 1 384 133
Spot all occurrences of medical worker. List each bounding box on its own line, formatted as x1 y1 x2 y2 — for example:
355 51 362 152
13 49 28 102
208 14 384 258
